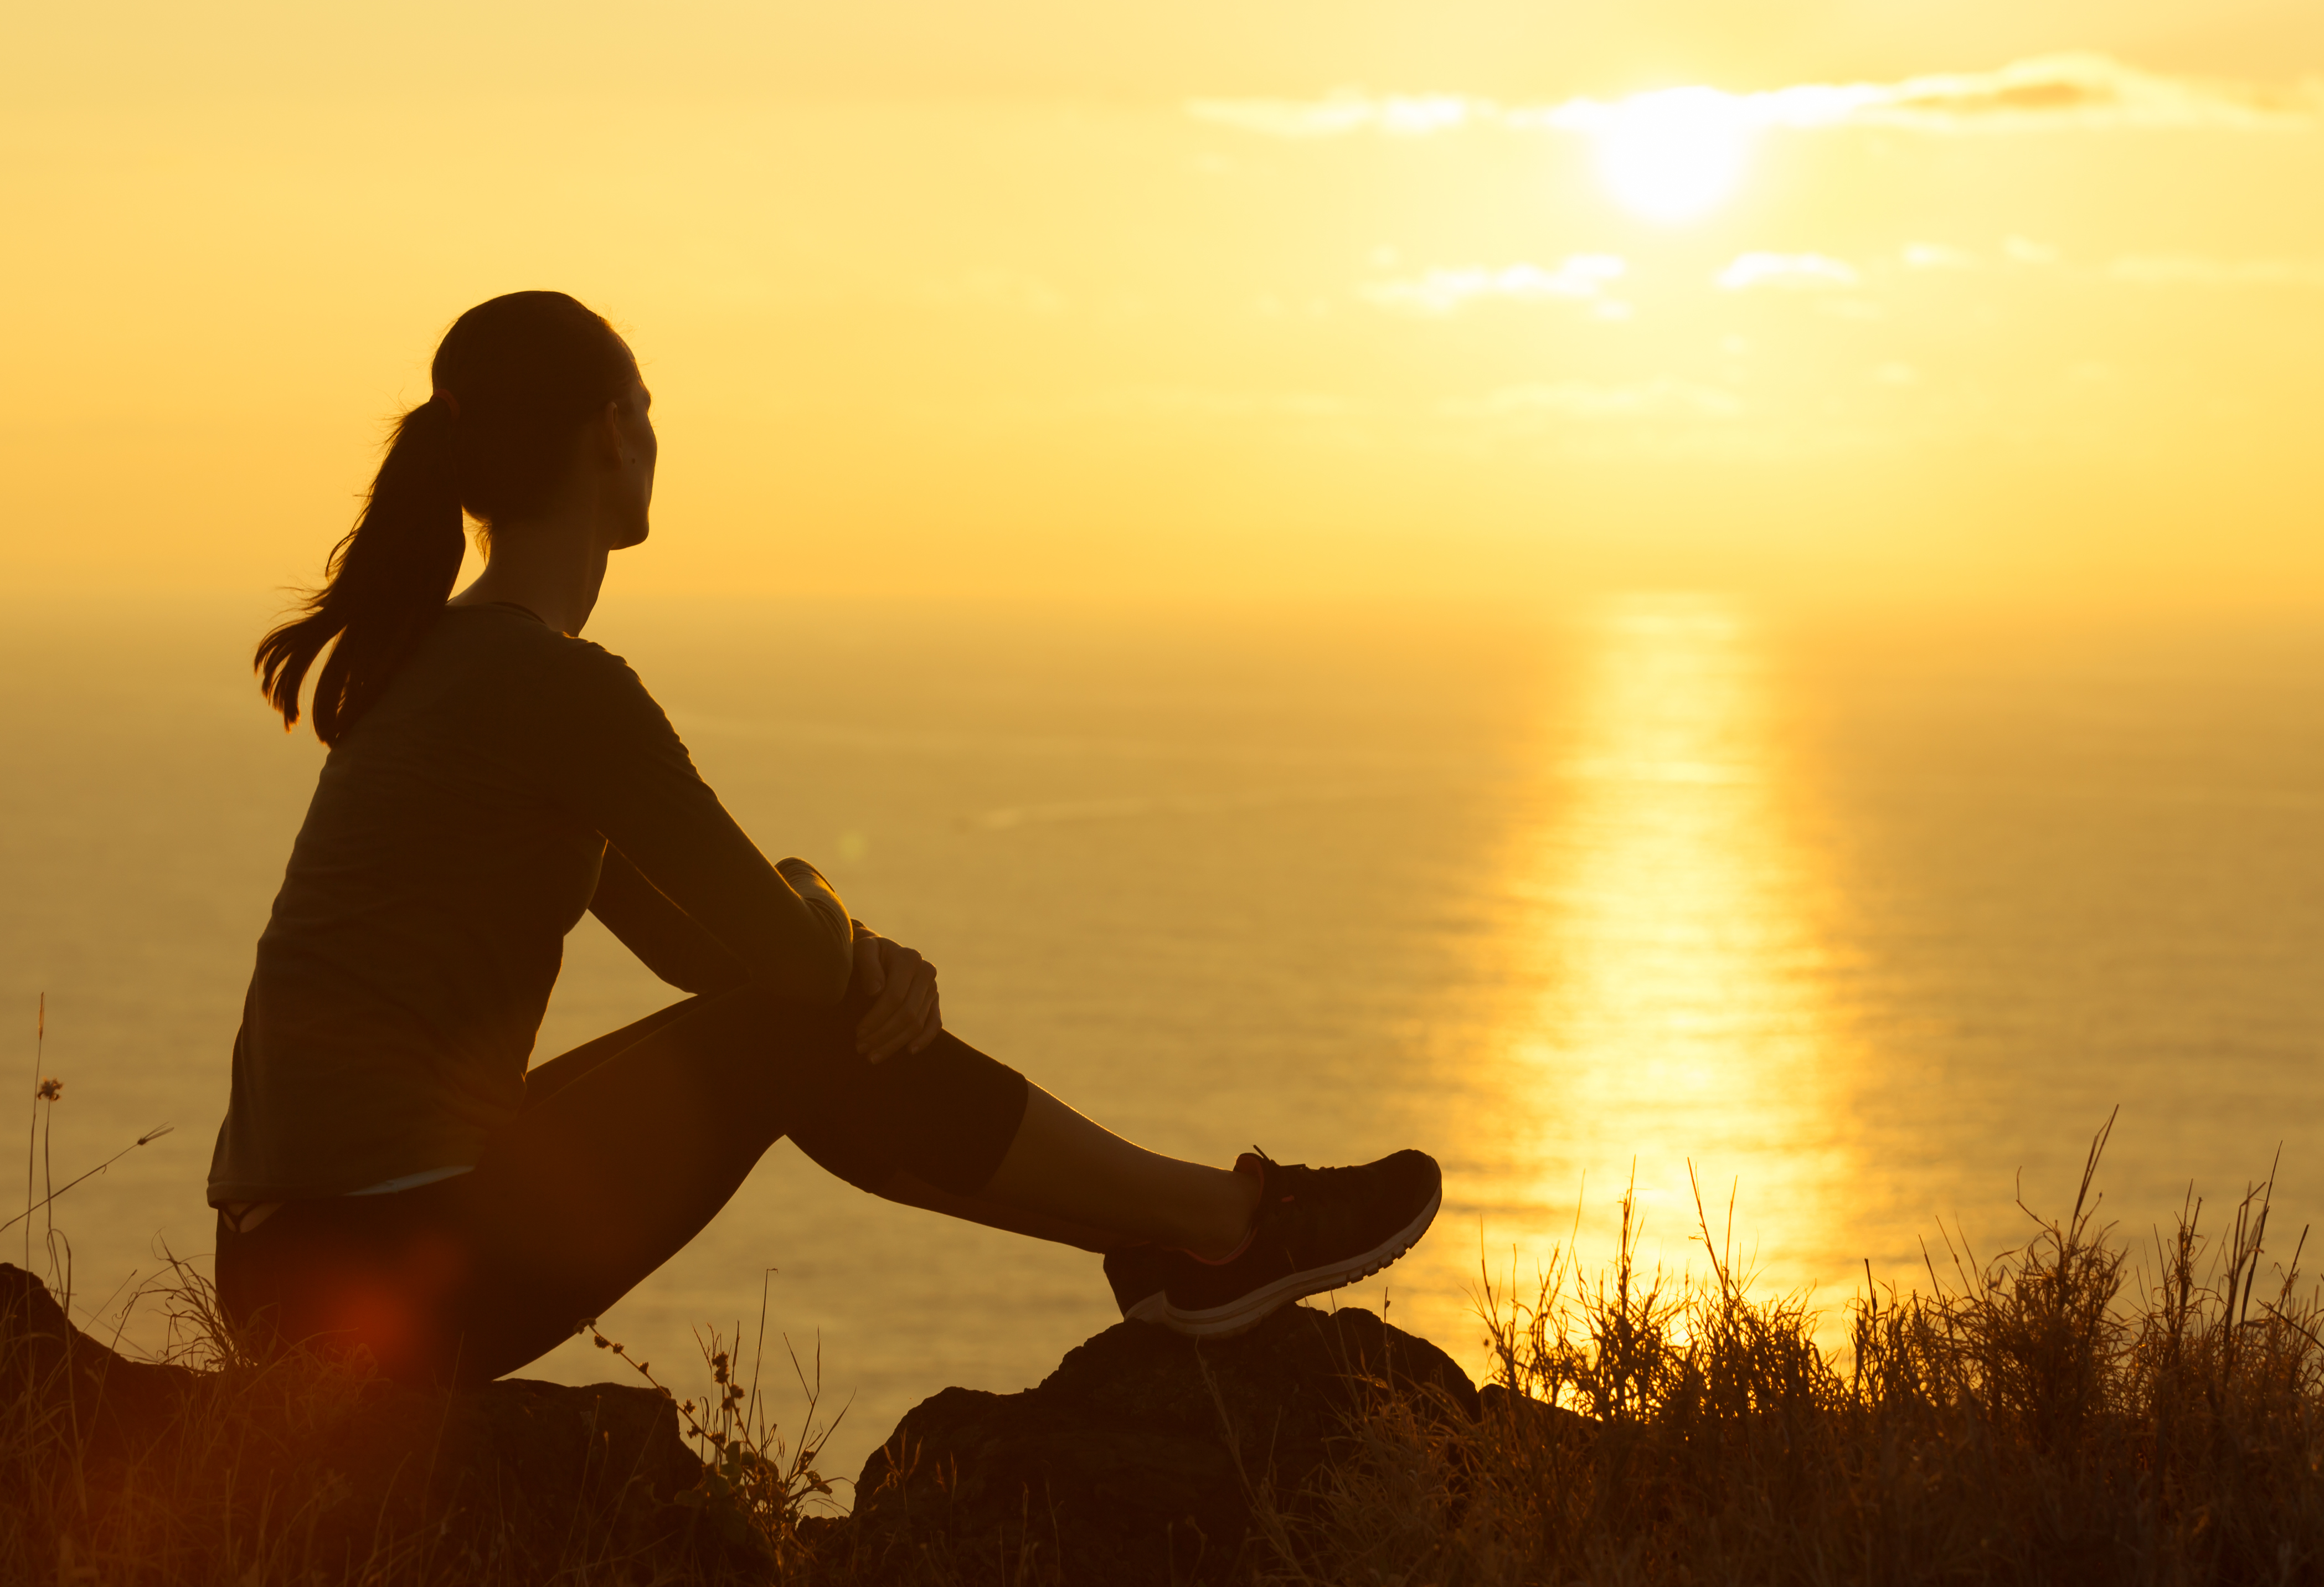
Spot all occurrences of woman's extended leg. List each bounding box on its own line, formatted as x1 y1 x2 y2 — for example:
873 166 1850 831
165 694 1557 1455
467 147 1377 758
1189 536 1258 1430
480 985 1431 1356
863 1087 1259 1257
219 977 1413 1385
251 977 1256 1383
979 1088 1258 1258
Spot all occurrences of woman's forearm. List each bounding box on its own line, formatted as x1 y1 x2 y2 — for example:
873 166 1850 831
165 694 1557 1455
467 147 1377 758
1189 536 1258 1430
588 846 750 995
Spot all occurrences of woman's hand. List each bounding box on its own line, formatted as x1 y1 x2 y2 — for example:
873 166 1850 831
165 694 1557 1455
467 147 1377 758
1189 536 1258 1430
851 921 944 1062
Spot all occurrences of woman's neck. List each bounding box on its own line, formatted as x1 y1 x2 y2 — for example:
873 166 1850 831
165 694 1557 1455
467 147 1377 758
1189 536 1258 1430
450 523 609 637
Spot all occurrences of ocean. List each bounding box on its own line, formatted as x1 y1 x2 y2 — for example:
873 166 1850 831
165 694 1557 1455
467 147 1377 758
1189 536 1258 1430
5 591 2320 1495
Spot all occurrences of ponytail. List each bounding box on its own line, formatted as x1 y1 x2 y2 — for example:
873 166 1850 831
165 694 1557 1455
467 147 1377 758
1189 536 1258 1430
257 291 633 744
256 398 464 744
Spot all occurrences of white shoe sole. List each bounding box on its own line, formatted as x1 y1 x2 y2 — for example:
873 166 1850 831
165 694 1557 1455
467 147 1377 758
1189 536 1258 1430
1125 1183 1442 1339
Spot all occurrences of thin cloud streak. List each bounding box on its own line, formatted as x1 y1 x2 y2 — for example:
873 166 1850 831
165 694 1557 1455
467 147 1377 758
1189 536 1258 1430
1189 54 2320 141
1718 253 1862 291
1902 244 1983 270
1363 256 1627 315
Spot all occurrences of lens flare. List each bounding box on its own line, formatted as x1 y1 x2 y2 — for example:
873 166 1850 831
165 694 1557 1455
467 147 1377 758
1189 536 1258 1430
1591 87 1755 224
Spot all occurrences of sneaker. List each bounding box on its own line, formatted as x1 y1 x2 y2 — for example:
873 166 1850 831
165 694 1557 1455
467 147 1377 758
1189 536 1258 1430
1101 1241 1173 1319
1135 1148 1442 1338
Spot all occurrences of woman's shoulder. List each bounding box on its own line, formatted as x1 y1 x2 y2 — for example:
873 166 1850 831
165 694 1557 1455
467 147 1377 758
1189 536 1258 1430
327 607 674 775
468 616 697 781
376 607 651 750
437 604 644 691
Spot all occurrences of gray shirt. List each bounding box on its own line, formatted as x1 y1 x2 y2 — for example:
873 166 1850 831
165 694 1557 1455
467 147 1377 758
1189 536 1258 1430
208 603 851 1203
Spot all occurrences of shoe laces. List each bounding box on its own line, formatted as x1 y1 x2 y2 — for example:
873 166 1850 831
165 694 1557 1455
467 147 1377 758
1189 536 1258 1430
1248 1146 1297 1204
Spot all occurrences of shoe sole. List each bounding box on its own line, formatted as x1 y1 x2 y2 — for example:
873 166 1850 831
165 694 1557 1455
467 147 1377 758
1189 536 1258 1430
1125 1182 1442 1339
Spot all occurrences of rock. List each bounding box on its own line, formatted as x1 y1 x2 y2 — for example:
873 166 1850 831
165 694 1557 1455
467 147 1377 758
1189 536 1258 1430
2 1263 728 1581
6 1263 1485 1585
1479 1380 1595 1444
840 1303 1479 1585
2 1257 195 1460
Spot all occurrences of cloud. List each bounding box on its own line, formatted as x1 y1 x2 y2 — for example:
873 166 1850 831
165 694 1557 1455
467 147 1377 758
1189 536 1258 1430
1189 54 2318 142
2107 255 2324 287
1764 54 2316 133
1362 256 1626 315
1717 253 1861 291
1442 380 1744 422
1901 244 1981 270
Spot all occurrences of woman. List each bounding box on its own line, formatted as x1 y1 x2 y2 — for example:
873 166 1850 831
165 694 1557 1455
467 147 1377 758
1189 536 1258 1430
208 290 1439 1388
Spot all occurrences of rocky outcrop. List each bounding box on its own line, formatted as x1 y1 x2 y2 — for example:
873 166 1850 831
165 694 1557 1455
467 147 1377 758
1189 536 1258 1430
2 1262 722 1580
5 1261 1483 1585
838 1305 1480 1584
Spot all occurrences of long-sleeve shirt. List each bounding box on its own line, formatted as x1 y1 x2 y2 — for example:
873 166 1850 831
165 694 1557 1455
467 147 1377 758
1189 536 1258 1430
207 602 852 1203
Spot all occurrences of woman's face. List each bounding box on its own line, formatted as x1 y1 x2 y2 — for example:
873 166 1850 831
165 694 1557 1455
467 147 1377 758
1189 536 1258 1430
606 364 657 550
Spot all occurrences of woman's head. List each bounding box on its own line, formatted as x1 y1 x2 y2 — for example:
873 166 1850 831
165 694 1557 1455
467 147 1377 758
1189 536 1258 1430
431 291 648 545
257 291 642 744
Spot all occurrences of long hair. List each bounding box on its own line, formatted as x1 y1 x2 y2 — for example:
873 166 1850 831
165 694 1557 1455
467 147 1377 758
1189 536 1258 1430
256 291 635 744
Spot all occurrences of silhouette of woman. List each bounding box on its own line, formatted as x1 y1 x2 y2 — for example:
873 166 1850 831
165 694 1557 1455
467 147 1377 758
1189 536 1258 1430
209 291 1440 1387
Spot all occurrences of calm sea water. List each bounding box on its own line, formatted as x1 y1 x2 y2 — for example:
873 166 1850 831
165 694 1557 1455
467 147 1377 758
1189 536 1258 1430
4 592 2321 1492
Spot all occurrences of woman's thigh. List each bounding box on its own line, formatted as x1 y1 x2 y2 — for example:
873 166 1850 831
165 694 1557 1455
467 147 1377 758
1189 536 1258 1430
444 981 871 1379
220 983 862 1385
518 995 705 1105
221 979 1027 1386
449 983 1028 1382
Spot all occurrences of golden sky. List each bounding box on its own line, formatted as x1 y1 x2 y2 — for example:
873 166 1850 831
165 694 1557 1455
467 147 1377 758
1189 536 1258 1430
3 3 2320 606
9 2 2321 98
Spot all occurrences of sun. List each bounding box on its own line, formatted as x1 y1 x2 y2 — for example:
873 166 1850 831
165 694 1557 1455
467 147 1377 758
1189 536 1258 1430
1591 87 1755 224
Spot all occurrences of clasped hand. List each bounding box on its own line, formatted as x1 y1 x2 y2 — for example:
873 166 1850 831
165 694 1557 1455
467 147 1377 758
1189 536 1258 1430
850 920 944 1062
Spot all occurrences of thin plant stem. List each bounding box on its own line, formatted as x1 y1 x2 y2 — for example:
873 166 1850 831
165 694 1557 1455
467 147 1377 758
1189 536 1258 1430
0 1123 174 1239
42 1063 55 1284
24 992 40 1269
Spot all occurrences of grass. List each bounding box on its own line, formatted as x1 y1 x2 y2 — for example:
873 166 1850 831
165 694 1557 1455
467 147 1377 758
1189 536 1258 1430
11 1065 2324 1583
3 1246 847 1585
579 1288 844 1571
3 996 836 1585
1275 1114 2324 1585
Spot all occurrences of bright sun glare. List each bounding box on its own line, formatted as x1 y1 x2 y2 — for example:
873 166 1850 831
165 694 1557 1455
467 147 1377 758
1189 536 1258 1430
1590 87 1755 224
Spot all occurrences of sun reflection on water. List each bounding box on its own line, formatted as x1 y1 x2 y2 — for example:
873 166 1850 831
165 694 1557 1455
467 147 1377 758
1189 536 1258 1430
1498 593 1852 1289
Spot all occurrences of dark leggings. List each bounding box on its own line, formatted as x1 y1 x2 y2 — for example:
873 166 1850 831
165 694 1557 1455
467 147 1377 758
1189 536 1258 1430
214 977 1028 1387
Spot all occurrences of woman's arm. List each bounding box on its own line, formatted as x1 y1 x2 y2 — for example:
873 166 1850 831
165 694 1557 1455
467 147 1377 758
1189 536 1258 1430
539 646 856 1004
588 845 748 995
595 845 946 1060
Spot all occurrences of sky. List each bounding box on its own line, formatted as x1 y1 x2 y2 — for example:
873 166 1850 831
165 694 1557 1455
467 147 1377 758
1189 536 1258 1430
2 1 2320 608
9 1 2322 99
